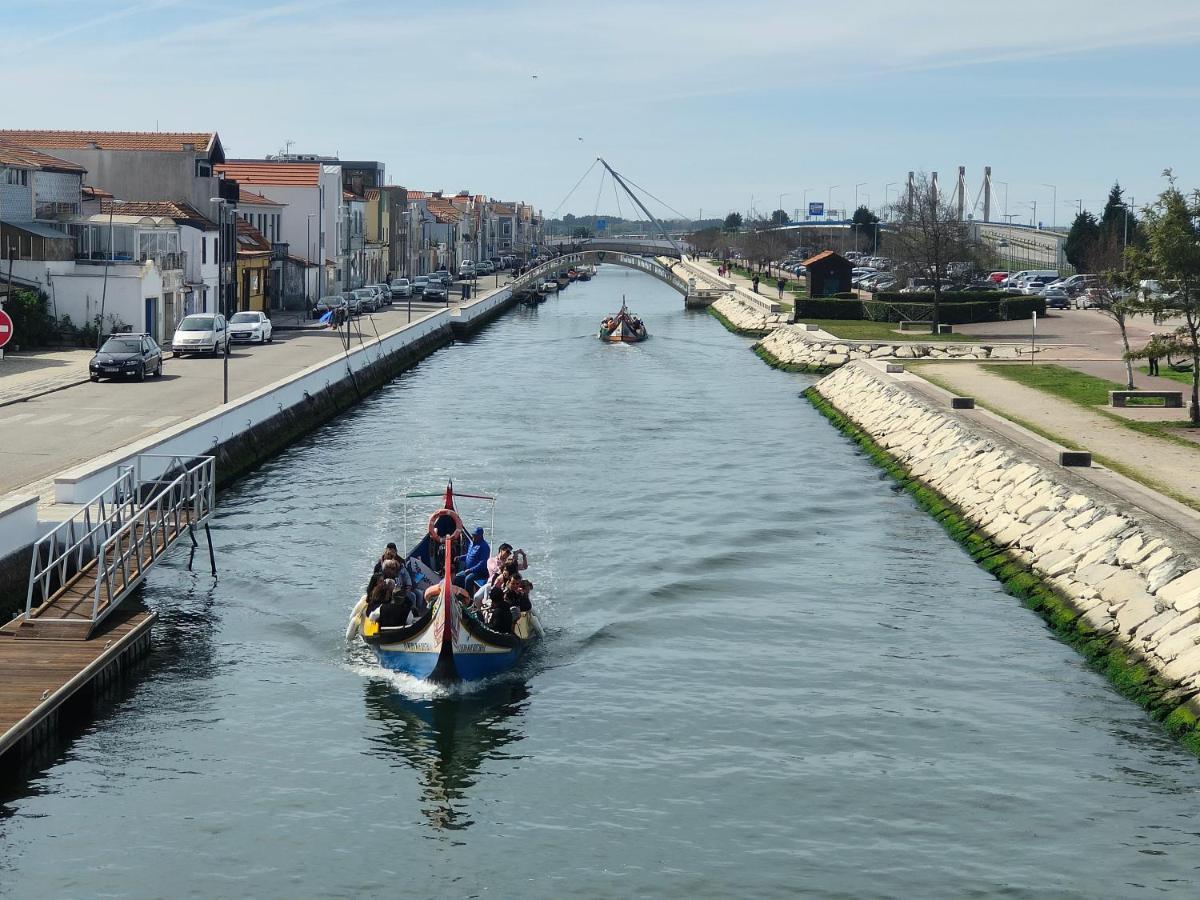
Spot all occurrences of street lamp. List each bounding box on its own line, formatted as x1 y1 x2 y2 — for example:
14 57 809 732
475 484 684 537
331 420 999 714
801 188 814 221
97 199 125 349
884 182 898 221
209 197 230 404
1042 183 1057 230
854 182 867 215
306 213 316 316
827 185 839 220
777 192 789 226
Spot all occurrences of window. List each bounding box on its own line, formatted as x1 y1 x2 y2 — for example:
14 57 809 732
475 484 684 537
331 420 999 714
196 161 211 177
202 235 207 264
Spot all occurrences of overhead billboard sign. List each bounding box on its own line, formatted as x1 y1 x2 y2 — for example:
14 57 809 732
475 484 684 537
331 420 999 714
808 202 824 217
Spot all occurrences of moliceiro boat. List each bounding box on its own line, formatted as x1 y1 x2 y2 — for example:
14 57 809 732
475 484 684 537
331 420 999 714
346 485 541 683
599 301 647 343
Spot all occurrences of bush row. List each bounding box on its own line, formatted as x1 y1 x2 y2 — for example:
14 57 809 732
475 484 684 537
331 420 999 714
873 290 1024 304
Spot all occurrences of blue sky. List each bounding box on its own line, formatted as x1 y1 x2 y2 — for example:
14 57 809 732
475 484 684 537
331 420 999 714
9 0 1200 223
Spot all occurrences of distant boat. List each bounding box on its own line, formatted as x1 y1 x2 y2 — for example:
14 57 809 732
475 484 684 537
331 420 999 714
347 484 541 683
599 299 647 343
538 278 558 294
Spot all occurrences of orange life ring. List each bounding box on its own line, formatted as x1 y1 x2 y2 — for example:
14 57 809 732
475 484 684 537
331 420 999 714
427 507 463 542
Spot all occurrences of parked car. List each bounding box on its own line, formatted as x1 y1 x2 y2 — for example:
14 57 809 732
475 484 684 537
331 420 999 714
987 271 1010 284
432 269 453 287
1044 288 1071 309
389 279 412 298
458 261 476 279
474 262 492 276
412 276 429 296
353 288 378 312
1022 276 1057 296
172 313 229 356
424 280 448 301
343 291 363 314
872 275 897 292
368 284 392 306
314 295 347 315
90 333 163 381
229 311 273 344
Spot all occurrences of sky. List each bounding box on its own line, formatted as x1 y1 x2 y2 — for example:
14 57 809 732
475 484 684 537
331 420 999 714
8 0 1200 225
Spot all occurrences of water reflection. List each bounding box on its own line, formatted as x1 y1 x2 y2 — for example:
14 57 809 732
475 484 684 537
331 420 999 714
362 679 531 830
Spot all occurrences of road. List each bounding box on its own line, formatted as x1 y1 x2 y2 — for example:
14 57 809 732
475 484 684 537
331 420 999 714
0 301 452 495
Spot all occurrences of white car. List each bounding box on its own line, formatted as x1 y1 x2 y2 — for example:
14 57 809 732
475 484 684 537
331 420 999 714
229 311 273 344
172 313 229 356
389 279 413 298
458 261 476 278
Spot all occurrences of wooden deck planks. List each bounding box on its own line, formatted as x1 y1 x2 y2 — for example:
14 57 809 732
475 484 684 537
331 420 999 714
0 605 153 755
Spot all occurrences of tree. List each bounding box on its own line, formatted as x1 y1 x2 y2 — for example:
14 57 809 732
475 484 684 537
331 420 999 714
1091 270 1144 389
1099 182 1140 252
885 172 981 334
1064 211 1100 271
1134 171 1200 424
851 205 880 248
770 208 790 226
723 212 743 232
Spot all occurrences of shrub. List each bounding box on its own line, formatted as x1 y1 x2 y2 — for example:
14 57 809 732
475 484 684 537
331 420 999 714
873 290 1024 304
5 289 55 349
861 297 1045 324
794 299 863 320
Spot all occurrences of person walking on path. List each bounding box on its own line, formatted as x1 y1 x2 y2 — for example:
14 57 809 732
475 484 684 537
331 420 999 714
1148 336 1161 376
777 277 786 300
752 275 760 294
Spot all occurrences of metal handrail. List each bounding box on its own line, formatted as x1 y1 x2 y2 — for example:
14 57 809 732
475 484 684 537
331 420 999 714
91 456 215 624
25 466 137 619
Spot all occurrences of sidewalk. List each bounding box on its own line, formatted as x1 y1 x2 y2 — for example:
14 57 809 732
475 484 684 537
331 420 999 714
0 349 93 408
915 361 1200 508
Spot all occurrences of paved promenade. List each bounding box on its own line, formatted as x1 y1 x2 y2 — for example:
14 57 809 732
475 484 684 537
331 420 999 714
0 301 454 495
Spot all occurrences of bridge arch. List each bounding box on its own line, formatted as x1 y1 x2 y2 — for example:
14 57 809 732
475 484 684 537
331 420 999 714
510 251 722 305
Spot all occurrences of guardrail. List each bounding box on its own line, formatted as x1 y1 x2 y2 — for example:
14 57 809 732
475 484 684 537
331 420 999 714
25 466 139 618
25 454 216 629
89 455 215 626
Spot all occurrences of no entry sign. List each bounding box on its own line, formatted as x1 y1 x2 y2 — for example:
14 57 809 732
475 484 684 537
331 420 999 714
0 309 12 349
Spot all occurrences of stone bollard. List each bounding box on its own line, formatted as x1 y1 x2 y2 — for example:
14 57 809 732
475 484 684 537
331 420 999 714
1059 450 1092 467
885 363 904 374
951 397 975 409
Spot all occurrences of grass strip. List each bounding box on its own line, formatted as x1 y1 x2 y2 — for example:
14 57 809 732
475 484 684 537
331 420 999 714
803 385 1200 756
797 319 974 342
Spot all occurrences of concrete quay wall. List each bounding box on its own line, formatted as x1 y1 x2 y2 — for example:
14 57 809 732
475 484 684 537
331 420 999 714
813 362 1200 745
758 324 1037 372
709 294 790 335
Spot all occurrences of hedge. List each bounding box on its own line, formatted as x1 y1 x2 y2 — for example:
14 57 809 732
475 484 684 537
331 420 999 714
861 296 1045 324
874 290 1024 304
794 299 863 320
4 289 56 349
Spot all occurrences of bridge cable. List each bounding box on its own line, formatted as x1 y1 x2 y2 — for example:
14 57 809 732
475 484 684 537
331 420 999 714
550 158 600 218
611 172 625 221
592 165 606 219
598 158 684 258
614 171 690 223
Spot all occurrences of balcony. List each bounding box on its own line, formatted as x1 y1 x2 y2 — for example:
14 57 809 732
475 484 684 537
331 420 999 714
75 250 187 270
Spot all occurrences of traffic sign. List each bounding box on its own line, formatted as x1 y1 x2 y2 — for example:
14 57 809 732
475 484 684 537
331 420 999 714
808 202 824 217
0 309 12 349
595 218 607 232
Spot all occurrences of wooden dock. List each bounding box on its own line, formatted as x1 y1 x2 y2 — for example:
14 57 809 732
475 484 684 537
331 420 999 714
0 604 155 759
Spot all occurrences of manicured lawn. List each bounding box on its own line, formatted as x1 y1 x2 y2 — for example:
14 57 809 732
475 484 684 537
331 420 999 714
980 363 1120 407
1139 365 1200 388
799 319 976 342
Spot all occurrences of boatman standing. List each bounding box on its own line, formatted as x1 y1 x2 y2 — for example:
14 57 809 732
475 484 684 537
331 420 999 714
454 527 491 590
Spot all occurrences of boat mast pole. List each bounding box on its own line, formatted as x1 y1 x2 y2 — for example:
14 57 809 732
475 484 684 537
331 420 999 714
597 158 686 260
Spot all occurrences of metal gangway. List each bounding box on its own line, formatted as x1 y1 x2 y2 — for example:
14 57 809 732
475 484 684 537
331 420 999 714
18 454 217 640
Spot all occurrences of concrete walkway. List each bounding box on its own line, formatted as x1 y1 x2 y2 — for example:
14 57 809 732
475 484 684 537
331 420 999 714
0 349 94 407
916 362 1200 507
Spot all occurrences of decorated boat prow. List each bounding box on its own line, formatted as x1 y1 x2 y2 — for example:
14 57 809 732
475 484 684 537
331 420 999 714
348 483 540 684
599 298 648 343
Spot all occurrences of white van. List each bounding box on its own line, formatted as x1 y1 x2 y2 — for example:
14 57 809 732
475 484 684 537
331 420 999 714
1004 269 1059 290
172 313 229 356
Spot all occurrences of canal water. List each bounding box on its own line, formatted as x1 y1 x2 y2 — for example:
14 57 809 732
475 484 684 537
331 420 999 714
4 268 1200 899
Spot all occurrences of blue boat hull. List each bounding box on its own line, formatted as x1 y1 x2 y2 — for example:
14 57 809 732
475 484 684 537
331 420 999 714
374 644 523 682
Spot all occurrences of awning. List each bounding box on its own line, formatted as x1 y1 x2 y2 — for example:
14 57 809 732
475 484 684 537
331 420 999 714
5 221 70 240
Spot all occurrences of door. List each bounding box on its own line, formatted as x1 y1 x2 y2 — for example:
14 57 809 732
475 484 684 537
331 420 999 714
145 297 157 340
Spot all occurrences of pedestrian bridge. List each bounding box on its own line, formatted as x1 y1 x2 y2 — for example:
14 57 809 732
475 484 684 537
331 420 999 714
512 251 725 306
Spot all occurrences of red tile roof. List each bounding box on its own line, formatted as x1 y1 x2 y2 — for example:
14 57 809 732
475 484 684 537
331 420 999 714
100 199 217 229
82 185 113 200
236 187 283 207
802 250 844 266
235 218 272 255
0 139 87 173
0 130 216 154
491 203 516 216
216 161 321 187
425 198 461 224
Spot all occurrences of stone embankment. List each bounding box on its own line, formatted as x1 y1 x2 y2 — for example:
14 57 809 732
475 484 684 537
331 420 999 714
813 362 1200 747
758 324 1038 372
709 294 790 335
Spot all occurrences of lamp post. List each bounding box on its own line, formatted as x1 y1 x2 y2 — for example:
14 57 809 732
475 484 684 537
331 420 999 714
883 182 898 221
306 213 316 317
209 197 230 404
1042 183 1057 230
97 199 125 349
777 192 789 226
854 181 867 215
827 185 839 220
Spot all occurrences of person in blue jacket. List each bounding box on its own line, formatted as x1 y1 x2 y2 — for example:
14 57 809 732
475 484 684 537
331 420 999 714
454 527 490 590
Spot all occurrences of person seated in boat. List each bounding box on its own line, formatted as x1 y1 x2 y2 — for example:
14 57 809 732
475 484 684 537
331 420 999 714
375 589 410 628
483 576 515 633
366 577 396 616
506 576 533 614
453 526 490 591
373 543 400 575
